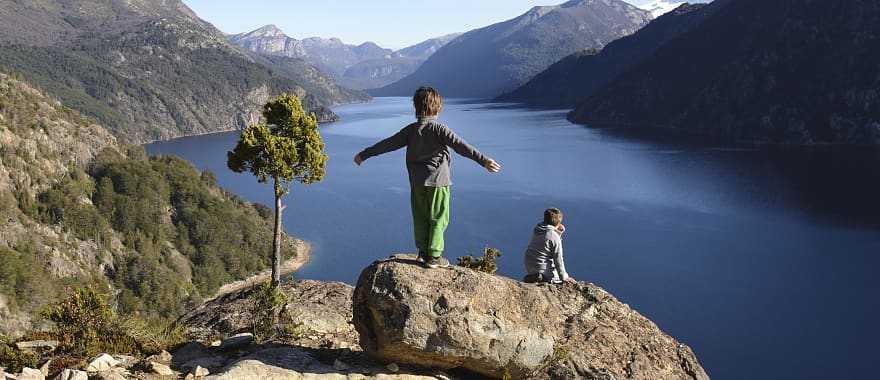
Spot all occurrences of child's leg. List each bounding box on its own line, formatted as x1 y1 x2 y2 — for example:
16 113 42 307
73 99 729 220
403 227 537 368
425 186 450 258
410 186 430 254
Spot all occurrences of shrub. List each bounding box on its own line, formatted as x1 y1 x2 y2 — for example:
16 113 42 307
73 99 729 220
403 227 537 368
457 247 503 275
0 337 38 373
552 343 570 363
250 281 289 342
40 287 183 360
41 288 123 357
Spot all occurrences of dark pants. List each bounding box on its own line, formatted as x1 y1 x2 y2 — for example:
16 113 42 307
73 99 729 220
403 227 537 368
523 273 553 284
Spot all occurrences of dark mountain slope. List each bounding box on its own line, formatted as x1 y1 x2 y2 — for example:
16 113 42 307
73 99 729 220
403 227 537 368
570 0 880 145
499 3 715 107
371 0 652 98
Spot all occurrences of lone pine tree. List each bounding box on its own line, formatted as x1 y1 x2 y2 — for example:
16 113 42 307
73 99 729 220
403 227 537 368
228 94 327 287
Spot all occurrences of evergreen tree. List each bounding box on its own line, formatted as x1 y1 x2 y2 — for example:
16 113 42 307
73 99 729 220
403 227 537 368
227 94 327 287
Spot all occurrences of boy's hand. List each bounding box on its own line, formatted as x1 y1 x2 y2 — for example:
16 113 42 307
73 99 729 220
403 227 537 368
557 224 566 234
484 158 502 173
353 153 364 166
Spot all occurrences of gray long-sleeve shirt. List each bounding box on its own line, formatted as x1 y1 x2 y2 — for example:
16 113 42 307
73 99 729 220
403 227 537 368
357 116 489 187
524 223 569 282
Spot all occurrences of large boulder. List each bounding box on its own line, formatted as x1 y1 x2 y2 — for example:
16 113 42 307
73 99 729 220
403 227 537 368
353 255 709 379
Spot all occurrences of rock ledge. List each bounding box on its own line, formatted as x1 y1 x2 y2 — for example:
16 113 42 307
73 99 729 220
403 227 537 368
353 255 709 379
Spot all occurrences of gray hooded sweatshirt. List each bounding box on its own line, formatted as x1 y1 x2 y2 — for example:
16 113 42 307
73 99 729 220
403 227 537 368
524 223 569 282
357 116 489 187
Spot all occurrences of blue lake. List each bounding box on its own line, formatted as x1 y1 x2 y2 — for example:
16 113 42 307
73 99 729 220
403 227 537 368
146 97 880 379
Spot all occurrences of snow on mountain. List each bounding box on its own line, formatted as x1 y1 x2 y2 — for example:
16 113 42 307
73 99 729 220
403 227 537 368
639 0 688 18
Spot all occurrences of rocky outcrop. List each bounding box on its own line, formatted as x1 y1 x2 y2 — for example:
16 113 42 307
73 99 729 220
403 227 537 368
353 255 708 379
177 280 465 379
180 280 358 348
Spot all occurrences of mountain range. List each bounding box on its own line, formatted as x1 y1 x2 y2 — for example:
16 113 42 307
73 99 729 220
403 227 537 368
569 0 880 145
370 0 653 98
499 2 715 107
0 0 366 143
230 26 460 90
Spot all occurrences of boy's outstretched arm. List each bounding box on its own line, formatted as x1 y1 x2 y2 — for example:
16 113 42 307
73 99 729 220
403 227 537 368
354 127 408 166
438 125 502 173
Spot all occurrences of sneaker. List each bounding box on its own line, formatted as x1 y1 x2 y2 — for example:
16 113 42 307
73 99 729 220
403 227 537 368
416 251 427 263
424 256 447 269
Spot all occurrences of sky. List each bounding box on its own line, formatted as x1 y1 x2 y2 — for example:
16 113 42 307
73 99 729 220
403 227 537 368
182 0 676 49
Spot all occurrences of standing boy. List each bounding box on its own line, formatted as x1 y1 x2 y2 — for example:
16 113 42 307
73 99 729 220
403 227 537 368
354 87 501 268
524 208 575 284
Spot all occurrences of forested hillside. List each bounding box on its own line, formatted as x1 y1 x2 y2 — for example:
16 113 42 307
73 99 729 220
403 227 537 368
569 0 880 145
0 72 303 335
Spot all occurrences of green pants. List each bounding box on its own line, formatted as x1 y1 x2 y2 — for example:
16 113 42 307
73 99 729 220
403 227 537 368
410 185 450 258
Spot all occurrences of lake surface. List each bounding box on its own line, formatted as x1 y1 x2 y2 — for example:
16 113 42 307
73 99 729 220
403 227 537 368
147 97 880 379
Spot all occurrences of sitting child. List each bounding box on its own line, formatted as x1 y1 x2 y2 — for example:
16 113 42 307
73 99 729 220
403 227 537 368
523 208 575 284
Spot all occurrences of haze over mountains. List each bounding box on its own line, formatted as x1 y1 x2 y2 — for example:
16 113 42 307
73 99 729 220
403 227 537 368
230 26 460 90
371 0 653 98
500 2 716 107
0 0 365 143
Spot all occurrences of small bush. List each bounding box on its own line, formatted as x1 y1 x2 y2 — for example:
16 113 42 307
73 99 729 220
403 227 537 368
0 337 39 373
40 287 179 359
250 281 293 342
457 247 503 275
42 288 123 357
552 343 570 363
251 282 302 341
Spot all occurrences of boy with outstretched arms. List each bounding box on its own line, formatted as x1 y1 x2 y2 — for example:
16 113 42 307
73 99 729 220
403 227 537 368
353 87 501 268
524 208 575 284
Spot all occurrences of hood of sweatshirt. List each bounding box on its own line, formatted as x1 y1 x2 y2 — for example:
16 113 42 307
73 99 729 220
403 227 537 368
533 223 559 236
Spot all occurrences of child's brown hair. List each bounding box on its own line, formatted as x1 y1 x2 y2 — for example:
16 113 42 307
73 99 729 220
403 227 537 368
413 86 443 118
544 208 563 226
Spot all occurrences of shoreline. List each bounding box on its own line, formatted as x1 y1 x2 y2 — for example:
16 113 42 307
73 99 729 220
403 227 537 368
207 238 313 301
140 98 375 145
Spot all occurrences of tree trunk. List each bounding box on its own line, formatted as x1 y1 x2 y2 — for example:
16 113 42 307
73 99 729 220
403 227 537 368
272 179 284 288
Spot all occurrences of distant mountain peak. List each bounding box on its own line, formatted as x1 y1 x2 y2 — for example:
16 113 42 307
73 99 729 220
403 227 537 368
252 24 286 37
372 0 652 98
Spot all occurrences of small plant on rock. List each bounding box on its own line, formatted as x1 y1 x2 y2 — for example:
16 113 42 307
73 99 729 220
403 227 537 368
502 368 513 380
552 343 571 363
457 247 503 274
250 281 289 341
